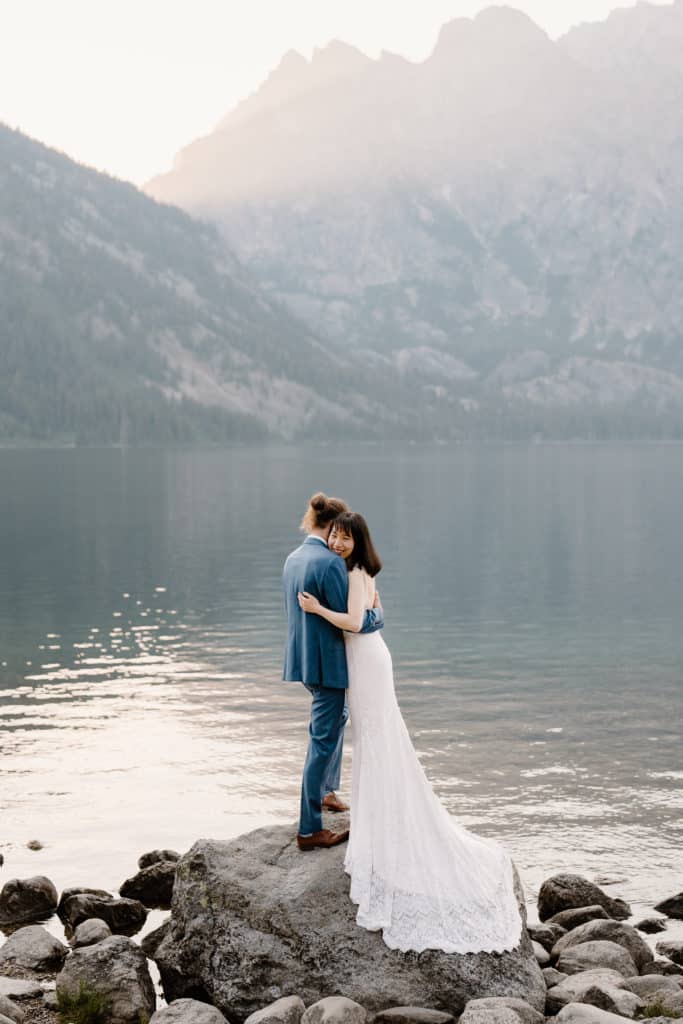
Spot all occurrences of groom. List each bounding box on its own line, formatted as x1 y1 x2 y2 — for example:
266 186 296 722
283 493 384 851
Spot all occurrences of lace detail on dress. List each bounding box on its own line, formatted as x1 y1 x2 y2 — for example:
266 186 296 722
343 615 523 955
344 859 522 954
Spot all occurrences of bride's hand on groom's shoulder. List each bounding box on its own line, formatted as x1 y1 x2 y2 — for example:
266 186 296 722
298 591 321 614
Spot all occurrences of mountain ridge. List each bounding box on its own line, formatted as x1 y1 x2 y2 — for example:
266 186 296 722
0 123 407 444
144 1 683 438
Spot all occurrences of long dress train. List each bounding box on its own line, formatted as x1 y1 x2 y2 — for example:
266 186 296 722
343 567 523 954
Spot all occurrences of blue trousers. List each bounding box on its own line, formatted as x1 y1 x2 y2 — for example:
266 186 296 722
299 684 349 835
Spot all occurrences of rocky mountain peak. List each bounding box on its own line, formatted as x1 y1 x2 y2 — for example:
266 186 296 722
310 39 372 75
430 5 550 65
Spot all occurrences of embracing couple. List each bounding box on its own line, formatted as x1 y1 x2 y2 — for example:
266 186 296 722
282 492 523 955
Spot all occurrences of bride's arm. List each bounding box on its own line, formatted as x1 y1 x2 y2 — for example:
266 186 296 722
299 567 366 632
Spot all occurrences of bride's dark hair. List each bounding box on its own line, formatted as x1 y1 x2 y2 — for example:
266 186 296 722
332 512 382 577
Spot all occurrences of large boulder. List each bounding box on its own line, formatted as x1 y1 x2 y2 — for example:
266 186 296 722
551 921 652 973
653 893 683 920
56 934 155 1024
538 877 630 923
154 825 545 1022
0 924 68 971
555 942 637 979
0 877 58 925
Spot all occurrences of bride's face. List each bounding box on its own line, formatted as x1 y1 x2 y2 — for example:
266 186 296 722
329 527 354 560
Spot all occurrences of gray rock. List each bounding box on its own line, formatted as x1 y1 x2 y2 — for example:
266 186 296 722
302 997 368 1024
551 921 652 973
139 849 181 870
543 968 568 988
57 885 111 916
0 924 68 971
637 989 683 1015
0 977 42 999
556 942 637 979
626 975 683 995
60 892 147 934
150 999 229 1023
0 1013 19 1024
0 877 58 925
538 877 630 923
545 970 630 1014
532 941 550 966
573 987 641 1018
72 918 112 947
141 917 171 959
528 925 564 953
654 893 683 920
459 996 544 1024
635 919 667 934
0 995 24 1022
638 959 683 977
549 908 612 931
555 1003 636 1024
372 1008 455 1024
154 827 545 1021
459 1007 519 1024
56 934 156 1024
43 991 58 1008
120 861 176 908
244 996 307 1024
656 941 683 967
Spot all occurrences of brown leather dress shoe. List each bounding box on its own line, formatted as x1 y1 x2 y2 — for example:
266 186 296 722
296 829 350 851
322 792 349 813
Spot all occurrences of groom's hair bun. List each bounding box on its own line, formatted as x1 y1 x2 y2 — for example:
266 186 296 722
301 492 349 532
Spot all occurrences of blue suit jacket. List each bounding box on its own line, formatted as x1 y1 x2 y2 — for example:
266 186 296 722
282 536 384 689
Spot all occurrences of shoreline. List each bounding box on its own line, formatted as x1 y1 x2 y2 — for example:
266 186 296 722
1 823 683 1024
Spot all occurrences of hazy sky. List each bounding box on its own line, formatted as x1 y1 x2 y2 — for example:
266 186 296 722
0 0 672 186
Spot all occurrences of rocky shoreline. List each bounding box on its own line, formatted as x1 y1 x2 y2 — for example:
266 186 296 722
1 817 682 1024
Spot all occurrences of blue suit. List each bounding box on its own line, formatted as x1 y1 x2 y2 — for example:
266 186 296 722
283 536 383 834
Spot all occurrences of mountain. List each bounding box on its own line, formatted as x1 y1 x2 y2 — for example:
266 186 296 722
146 3 683 438
0 123 402 444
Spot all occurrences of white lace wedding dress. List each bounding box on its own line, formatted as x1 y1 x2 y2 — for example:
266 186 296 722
343 567 523 954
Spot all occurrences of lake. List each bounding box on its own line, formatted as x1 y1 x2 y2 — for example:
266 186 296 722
1 443 682 945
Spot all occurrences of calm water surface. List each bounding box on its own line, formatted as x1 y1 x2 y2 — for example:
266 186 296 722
1 443 682 948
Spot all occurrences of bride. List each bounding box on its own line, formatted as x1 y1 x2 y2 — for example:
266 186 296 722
298 511 523 955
